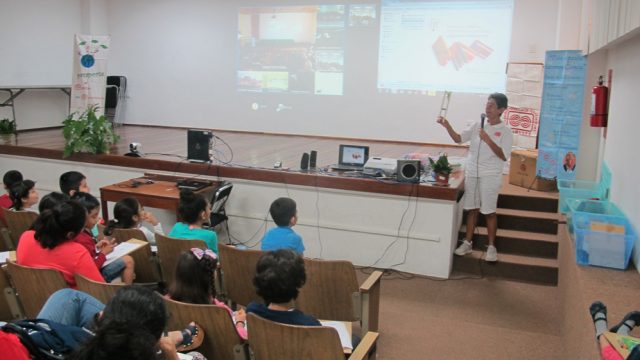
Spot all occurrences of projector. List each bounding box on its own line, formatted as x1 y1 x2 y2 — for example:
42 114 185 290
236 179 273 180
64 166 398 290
364 157 397 177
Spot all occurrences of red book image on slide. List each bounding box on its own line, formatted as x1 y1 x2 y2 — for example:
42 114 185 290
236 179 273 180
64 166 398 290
432 37 492 70
470 40 493 59
432 36 450 66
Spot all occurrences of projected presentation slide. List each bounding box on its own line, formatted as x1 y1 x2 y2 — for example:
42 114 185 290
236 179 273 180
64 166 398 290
377 0 513 94
238 5 371 96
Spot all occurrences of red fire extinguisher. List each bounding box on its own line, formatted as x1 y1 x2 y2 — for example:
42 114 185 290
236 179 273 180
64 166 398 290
591 75 608 127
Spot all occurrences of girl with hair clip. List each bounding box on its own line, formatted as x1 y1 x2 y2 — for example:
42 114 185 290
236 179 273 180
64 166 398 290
103 197 164 245
168 248 247 339
9 179 39 212
70 286 204 360
16 200 105 288
169 189 218 253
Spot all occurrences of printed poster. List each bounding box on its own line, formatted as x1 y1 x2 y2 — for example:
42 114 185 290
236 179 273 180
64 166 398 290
536 50 586 180
70 34 110 116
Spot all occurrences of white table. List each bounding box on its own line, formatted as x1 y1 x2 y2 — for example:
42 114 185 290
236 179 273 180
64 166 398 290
0 85 71 132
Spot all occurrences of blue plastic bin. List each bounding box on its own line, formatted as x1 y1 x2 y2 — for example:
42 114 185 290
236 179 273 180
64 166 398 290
558 164 611 213
572 211 637 270
565 199 624 237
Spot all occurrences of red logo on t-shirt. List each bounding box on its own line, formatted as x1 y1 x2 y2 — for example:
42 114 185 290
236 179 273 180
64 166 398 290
495 131 501 137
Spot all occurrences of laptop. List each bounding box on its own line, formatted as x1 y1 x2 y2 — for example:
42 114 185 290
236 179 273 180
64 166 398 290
329 144 370 171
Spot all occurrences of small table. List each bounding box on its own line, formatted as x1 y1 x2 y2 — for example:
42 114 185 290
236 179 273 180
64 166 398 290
0 86 71 132
99 175 218 221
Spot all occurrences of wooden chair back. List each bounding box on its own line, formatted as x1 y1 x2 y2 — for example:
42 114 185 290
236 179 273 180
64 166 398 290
163 296 248 360
0 264 23 320
1 209 38 249
155 233 207 286
110 228 148 244
5 261 67 318
217 244 265 307
247 313 374 360
126 239 162 283
296 258 383 334
75 273 125 304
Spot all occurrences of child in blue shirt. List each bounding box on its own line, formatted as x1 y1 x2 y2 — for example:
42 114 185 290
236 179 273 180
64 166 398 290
169 189 218 254
260 197 304 254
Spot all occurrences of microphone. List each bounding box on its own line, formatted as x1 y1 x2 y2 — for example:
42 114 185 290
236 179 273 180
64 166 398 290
480 113 486 129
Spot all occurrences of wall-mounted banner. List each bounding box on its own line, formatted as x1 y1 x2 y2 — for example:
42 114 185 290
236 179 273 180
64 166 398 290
536 50 586 180
70 34 110 116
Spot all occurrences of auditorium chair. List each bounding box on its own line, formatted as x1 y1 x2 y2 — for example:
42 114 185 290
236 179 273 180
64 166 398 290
105 75 127 125
217 243 265 307
0 264 23 321
247 313 379 360
207 181 233 243
155 233 208 286
295 258 383 336
162 296 249 360
1 208 38 249
74 273 125 305
110 230 162 284
5 261 67 318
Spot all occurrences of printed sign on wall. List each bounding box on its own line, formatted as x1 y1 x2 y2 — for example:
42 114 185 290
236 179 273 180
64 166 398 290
536 50 586 180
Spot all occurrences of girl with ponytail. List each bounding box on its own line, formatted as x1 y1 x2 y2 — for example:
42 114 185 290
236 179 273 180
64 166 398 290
168 249 247 339
103 197 164 245
16 200 105 288
168 189 218 253
9 179 39 211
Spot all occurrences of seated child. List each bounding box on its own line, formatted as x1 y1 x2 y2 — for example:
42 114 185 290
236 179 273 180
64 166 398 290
0 170 23 225
103 197 164 245
247 249 319 326
260 197 304 254
9 180 39 212
168 248 247 339
169 189 218 254
71 192 135 284
59 171 90 197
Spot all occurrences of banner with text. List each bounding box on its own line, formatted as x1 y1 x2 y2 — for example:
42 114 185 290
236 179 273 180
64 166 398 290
536 50 586 180
70 34 110 116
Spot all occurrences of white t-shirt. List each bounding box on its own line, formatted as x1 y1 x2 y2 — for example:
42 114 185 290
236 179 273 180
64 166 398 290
460 121 513 177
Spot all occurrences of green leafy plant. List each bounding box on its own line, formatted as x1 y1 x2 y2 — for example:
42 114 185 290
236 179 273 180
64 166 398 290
429 154 453 175
62 105 120 157
0 118 16 134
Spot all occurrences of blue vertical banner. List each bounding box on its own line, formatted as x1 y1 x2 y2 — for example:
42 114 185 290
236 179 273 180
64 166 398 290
536 50 586 180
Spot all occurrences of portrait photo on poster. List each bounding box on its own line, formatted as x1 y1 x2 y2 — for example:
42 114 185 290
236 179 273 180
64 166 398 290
562 151 576 172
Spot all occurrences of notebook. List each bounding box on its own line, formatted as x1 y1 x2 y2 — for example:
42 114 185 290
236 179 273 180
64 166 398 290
330 144 370 171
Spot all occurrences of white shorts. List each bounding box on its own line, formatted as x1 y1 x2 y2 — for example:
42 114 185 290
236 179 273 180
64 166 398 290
463 175 502 214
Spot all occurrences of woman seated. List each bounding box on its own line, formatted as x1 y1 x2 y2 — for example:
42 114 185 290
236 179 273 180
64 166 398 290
168 248 247 339
16 200 105 288
246 249 320 326
103 197 164 245
169 189 218 253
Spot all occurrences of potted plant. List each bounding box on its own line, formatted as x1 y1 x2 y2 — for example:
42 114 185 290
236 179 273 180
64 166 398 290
429 154 453 185
62 105 120 157
0 118 16 135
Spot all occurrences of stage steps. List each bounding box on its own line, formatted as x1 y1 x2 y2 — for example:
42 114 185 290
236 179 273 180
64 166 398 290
452 191 560 286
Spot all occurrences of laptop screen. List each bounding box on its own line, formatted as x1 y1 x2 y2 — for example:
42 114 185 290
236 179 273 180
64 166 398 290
339 145 369 166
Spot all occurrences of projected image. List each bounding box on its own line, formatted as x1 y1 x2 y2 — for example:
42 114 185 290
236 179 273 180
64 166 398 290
349 4 377 27
377 0 514 94
237 5 348 95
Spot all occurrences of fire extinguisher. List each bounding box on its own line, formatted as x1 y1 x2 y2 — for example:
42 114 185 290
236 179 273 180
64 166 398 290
591 75 609 127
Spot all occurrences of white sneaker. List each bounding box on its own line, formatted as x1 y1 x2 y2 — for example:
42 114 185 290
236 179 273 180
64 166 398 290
454 240 473 256
485 245 498 262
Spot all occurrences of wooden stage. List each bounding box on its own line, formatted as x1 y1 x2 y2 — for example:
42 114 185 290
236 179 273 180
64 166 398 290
0 125 467 201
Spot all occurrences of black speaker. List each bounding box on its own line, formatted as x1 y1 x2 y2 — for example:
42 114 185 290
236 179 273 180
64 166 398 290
309 150 317 169
187 129 212 162
397 160 421 183
300 152 309 171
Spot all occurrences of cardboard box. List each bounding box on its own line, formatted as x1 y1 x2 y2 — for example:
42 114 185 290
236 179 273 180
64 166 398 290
509 149 557 191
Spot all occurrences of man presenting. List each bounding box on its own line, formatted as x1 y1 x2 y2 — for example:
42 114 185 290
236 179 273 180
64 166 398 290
437 93 513 262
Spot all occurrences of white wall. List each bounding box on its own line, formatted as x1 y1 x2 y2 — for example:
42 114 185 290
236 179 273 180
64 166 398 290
600 34 640 270
1 0 565 143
